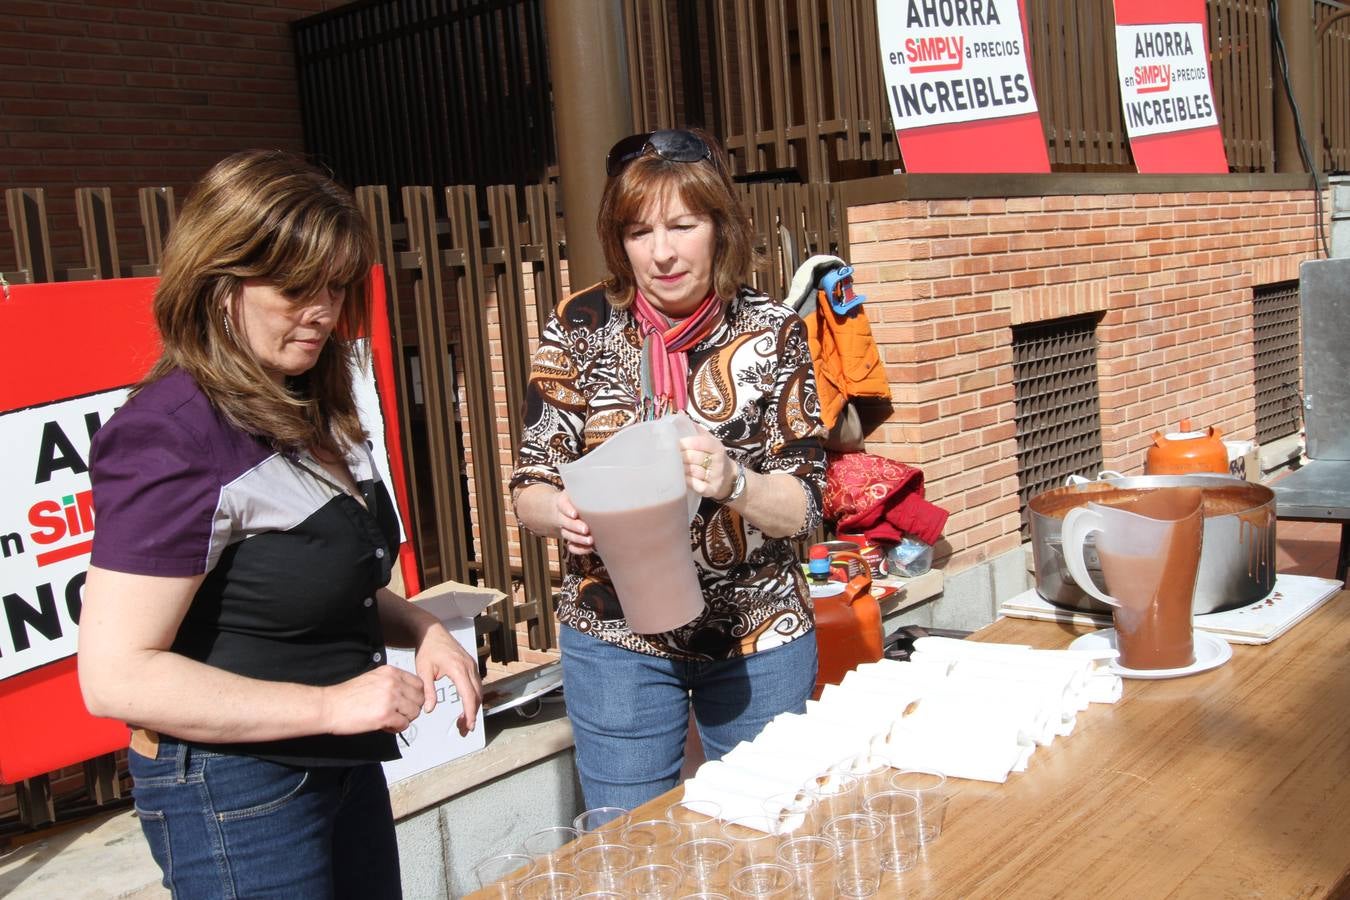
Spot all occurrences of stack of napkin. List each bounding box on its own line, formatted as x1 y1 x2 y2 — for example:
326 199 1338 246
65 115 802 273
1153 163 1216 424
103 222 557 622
680 637 1120 829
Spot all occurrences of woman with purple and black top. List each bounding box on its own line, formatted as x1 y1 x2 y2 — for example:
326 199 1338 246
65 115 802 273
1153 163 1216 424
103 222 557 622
76 150 480 899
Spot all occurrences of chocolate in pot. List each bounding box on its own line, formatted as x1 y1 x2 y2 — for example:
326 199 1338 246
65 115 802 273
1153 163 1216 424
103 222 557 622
1028 475 1276 616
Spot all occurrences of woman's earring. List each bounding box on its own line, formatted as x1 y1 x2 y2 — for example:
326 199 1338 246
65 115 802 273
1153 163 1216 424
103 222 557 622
223 314 234 340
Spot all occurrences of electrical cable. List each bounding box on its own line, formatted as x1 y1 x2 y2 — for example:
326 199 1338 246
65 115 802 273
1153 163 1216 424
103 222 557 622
1270 0 1331 259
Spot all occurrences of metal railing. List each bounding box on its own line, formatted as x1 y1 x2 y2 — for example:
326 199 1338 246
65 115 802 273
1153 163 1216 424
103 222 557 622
621 0 1287 178
1319 1 1350 172
0 171 845 831
3 173 844 645
292 0 557 203
294 0 1349 188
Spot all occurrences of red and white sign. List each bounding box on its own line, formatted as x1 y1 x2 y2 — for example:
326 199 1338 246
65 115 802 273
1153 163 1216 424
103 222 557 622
0 390 126 681
0 269 416 783
877 0 1050 172
1113 0 1227 172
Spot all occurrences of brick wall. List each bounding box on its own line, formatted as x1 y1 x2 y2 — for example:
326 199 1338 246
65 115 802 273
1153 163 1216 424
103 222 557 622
0 0 346 280
847 189 1317 573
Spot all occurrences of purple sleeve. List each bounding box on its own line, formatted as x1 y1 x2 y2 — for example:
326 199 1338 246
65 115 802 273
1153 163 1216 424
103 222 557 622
89 407 223 577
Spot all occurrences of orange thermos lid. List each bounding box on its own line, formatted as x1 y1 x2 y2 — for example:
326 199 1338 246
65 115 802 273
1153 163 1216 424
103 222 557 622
1145 418 1228 475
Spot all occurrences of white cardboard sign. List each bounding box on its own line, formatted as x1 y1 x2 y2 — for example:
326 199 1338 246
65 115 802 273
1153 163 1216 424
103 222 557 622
1114 23 1218 137
878 0 1039 130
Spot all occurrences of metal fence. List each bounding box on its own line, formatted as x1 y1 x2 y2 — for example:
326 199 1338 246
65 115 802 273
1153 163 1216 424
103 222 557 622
295 0 1347 190
1319 1 1350 172
632 0 1282 178
292 0 556 201
0 173 844 831
1208 0 1276 173
622 0 902 181
3 174 844 647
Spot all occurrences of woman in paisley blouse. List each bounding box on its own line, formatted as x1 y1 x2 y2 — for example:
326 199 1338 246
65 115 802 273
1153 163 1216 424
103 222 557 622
511 129 827 810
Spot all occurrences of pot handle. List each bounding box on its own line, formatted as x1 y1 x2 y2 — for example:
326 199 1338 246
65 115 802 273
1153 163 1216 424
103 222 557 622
1061 506 1121 608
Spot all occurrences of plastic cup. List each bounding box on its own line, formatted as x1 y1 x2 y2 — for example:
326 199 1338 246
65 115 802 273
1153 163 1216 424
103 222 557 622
672 838 734 893
845 756 894 801
666 799 723 841
622 818 684 866
720 815 781 868
677 894 730 900
776 835 838 900
514 870 581 900
523 826 582 873
573 843 635 893
863 790 920 872
573 807 631 848
823 813 885 898
810 771 862 824
729 862 795 898
889 769 950 844
625 863 683 899
761 790 816 840
474 852 537 898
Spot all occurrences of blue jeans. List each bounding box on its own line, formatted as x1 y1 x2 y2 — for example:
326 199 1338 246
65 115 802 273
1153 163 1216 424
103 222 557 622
560 626 818 810
129 740 400 899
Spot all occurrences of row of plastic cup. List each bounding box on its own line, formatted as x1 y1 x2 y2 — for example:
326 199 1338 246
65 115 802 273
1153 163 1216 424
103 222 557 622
474 768 950 897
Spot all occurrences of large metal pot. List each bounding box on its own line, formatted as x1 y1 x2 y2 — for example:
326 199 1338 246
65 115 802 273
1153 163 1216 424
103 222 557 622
1028 475 1276 615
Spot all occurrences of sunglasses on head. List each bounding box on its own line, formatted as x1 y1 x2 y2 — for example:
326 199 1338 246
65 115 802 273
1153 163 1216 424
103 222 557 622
605 129 713 178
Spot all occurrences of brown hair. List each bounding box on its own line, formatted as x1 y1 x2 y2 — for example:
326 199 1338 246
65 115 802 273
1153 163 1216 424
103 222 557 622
597 129 758 309
143 149 372 455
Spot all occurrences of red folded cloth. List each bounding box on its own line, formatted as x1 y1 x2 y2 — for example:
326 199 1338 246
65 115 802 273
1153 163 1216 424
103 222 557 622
822 451 949 546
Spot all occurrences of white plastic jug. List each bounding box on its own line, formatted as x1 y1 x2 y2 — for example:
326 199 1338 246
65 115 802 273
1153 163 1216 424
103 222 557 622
1062 487 1202 669
558 414 705 633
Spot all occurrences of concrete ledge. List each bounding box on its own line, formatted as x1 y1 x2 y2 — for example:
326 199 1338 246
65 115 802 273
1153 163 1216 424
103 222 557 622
882 546 1031 634
0 705 577 900
838 172 1318 207
876 567 944 619
1260 433 1304 477
390 701 573 820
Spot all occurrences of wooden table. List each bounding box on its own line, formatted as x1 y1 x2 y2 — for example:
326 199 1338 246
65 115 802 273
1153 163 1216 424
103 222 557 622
471 594 1350 898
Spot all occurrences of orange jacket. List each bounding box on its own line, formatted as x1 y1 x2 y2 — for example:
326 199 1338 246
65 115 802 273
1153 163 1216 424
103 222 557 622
804 294 889 429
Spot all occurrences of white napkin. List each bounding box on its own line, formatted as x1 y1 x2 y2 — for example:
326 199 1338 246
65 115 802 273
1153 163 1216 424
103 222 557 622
680 778 774 828
722 739 837 788
860 656 956 680
914 636 1123 708
813 675 1032 781
938 662 1078 739
687 759 800 802
1084 671 1123 703
758 711 885 761
681 759 801 830
875 723 1025 782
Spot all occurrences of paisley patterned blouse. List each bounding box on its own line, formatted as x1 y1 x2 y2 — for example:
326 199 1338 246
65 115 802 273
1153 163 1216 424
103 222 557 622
510 285 827 661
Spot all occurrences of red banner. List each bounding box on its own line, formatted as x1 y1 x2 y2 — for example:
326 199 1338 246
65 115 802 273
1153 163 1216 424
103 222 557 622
877 0 1050 173
0 269 415 783
1113 0 1228 173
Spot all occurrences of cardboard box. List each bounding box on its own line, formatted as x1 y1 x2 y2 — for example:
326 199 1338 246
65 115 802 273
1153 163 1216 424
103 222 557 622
1224 439 1260 483
381 580 503 785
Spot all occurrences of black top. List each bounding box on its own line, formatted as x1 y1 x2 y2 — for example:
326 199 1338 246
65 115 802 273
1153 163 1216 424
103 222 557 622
89 369 400 766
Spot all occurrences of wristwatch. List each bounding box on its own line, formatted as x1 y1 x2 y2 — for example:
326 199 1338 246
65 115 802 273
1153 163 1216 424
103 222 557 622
723 461 747 502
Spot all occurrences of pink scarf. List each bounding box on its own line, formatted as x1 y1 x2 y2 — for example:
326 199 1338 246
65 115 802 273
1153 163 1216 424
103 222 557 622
632 289 724 419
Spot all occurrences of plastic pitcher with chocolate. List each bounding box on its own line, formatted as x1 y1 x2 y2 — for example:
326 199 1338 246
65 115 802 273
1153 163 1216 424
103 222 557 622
558 414 704 634
1062 487 1203 669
